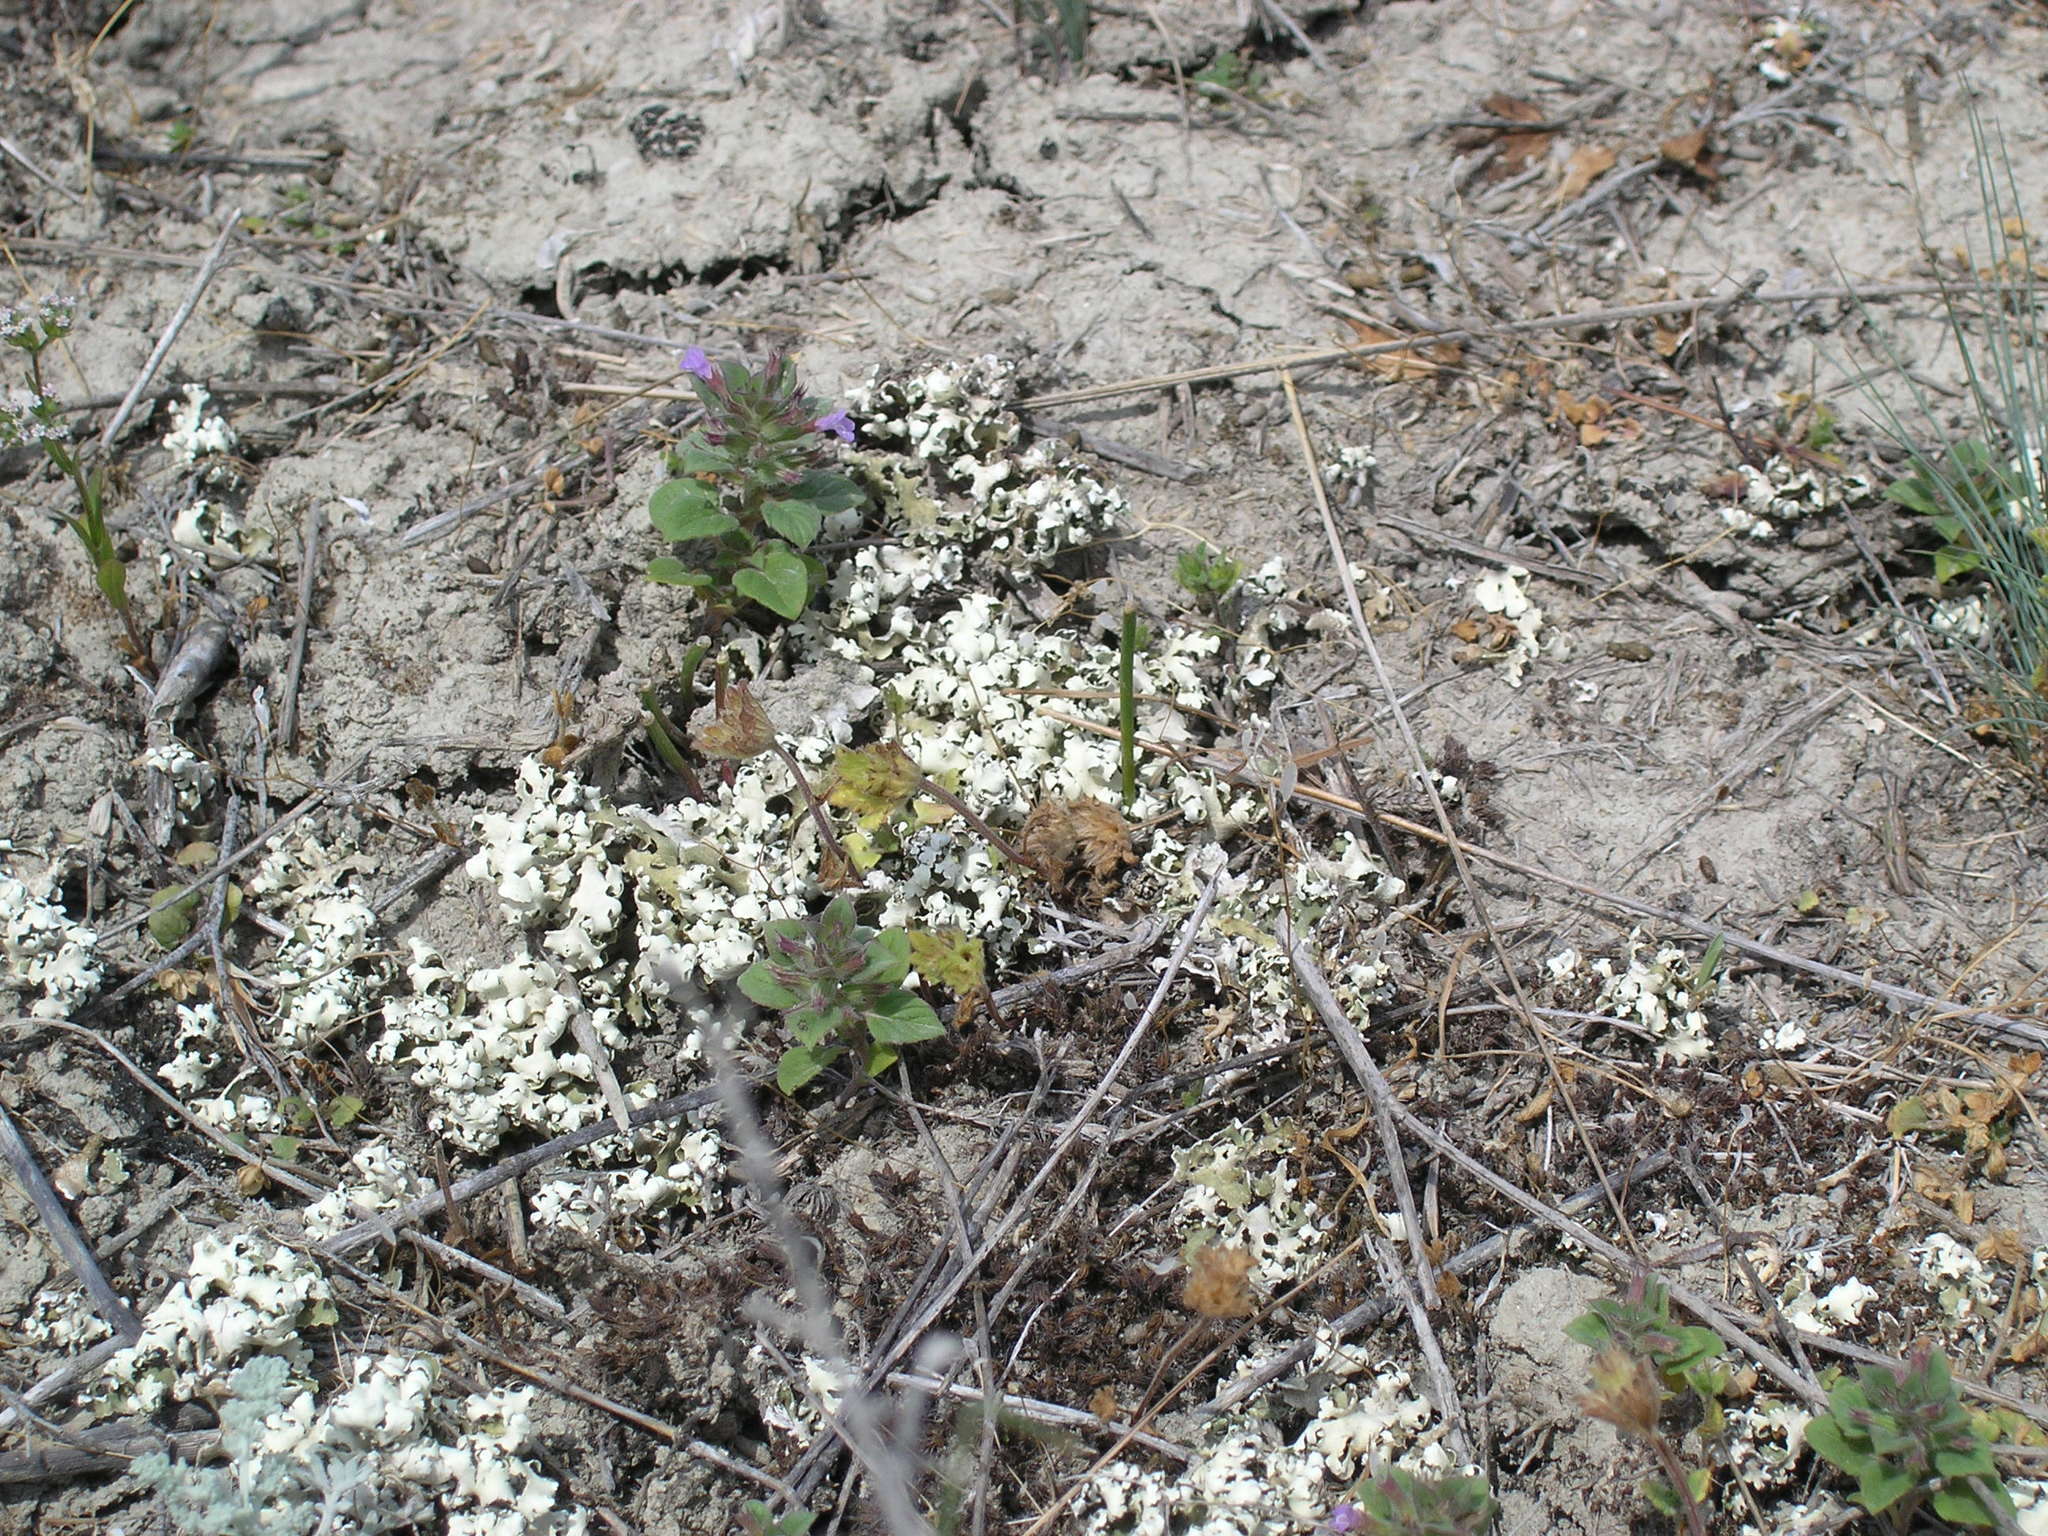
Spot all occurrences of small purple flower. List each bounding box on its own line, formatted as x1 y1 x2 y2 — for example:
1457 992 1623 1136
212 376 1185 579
1326 1505 1363 1534
814 407 855 443
677 346 715 381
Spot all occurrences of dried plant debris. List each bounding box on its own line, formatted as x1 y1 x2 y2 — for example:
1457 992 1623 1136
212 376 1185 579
1020 794 1137 900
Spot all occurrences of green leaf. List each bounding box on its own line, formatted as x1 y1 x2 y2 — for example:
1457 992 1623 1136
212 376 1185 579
646 556 713 587
1889 1096 1930 1138
739 962 803 1010
864 1040 901 1079
777 1043 837 1094
866 990 944 1044
789 471 864 513
676 443 728 476
95 556 128 610
825 743 922 828
1563 1312 1611 1349
147 887 199 948
268 1135 302 1164
327 1093 364 1127
1933 1443 1999 1481
733 543 811 619
1932 1480 2013 1527
1886 477 1940 514
1804 1414 1866 1476
855 929 912 988
786 1006 842 1046
1853 1462 1918 1516
761 498 825 548
650 478 738 541
1933 544 1985 584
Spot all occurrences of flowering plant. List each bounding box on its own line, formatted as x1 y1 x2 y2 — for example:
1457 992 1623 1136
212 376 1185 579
737 895 943 1093
647 348 865 623
2 297 149 661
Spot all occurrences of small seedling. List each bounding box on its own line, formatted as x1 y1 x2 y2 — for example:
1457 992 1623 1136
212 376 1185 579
1 296 149 663
646 348 865 624
1568 1275 1727 1534
1328 1466 1496 1536
738 895 944 1093
1175 541 1243 608
1805 1343 2015 1530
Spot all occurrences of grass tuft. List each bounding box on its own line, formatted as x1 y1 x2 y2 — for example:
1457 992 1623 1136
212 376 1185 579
1858 100 2048 768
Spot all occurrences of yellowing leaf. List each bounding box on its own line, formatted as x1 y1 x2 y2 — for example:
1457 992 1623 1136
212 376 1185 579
1889 1096 1930 1139
825 743 921 829
907 927 985 997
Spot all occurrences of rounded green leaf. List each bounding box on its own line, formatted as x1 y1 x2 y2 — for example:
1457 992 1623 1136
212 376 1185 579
147 887 199 949
761 498 825 548
739 962 803 1010
646 556 713 587
778 1043 837 1094
856 928 912 987
866 990 943 1044
1933 1481 2012 1527
1853 1464 1917 1516
733 543 811 619
789 471 864 513
1803 1415 1864 1475
650 478 738 541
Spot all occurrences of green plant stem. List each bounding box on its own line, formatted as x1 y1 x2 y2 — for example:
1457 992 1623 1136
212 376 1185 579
1118 605 1137 811
30 353 149 664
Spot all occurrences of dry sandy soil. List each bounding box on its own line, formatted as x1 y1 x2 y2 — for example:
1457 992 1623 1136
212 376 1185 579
5 1 2048 1533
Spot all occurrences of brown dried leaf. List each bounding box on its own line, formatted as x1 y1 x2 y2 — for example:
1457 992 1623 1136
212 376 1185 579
1979 1228 2026 1266
1088 1386 1118 1422
693 683 776 760
1556 143 1617 203
1021 795 1136 901
1182 1242 1256 1319
1660 130 1708 167
1340 317 1461 382
1473 94 1555 179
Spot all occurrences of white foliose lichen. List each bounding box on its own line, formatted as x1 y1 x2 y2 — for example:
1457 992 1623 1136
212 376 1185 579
1175 1119 1335 1289
163 383 237 463
14 1283 113 1353
124 1314 586 1536
1546 934 1713 1062
244 830 391 1050
141 738 218 817
845 355 1126 563
1081 1328 1448 1535
0 853 104 1018
1720 456 1873 540
1913 1232 2048 1336
1465 566 1545 688
300 1140 435 1238
1722 1399 1813 1492
94 1233 335 1417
